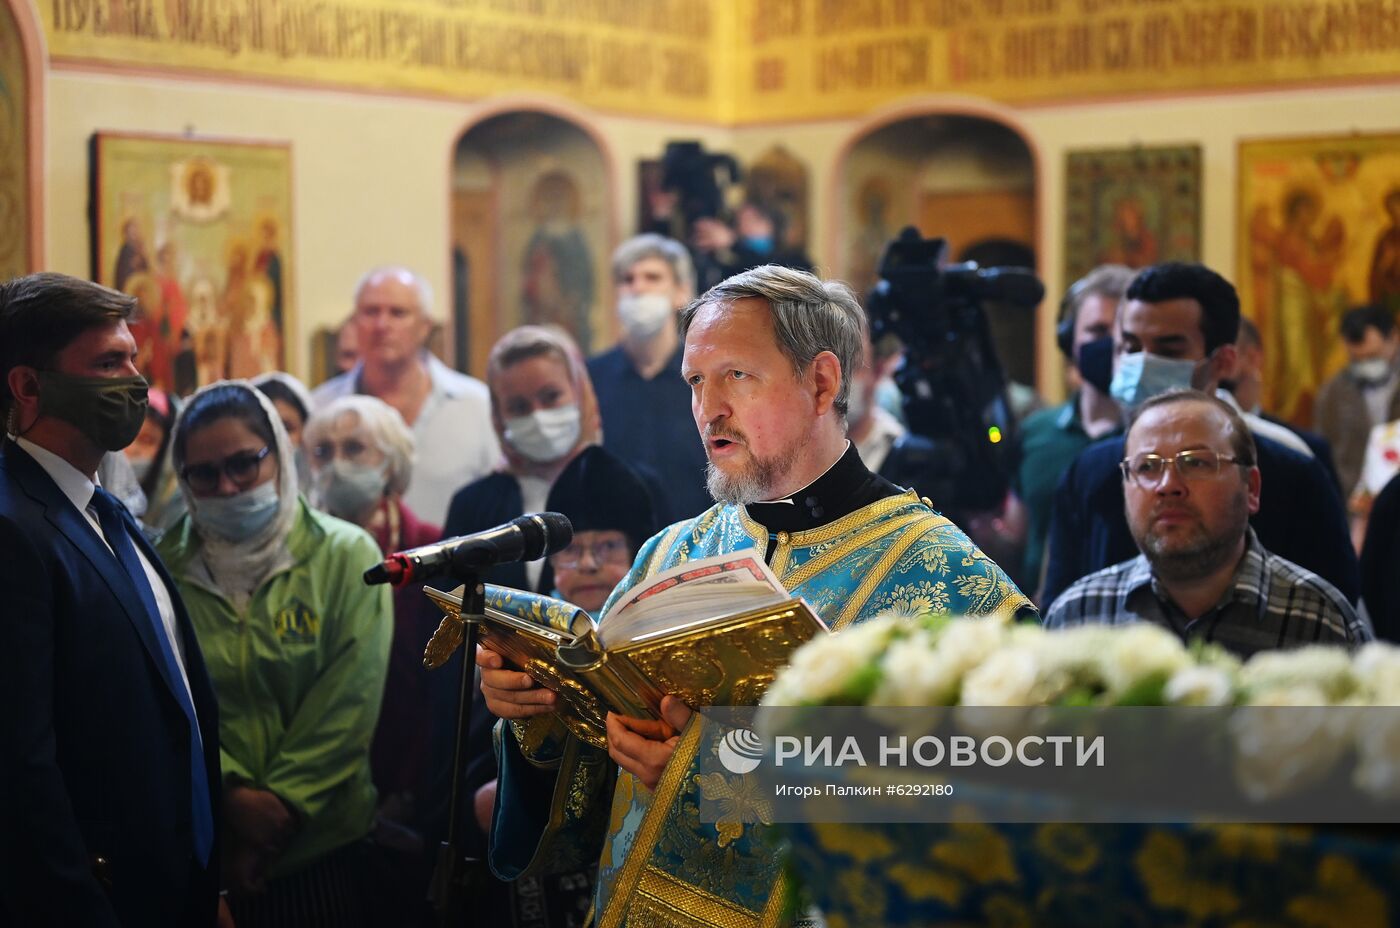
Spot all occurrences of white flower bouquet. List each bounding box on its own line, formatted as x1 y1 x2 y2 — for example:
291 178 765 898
763 616 1400 927
762 615 1400 801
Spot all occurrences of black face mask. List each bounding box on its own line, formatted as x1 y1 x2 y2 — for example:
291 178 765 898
1075 335 1115 396
36 371 149 451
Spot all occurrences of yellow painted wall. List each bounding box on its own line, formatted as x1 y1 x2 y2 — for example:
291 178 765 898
730 83 1400 398
39 65 1400 397
43 70 727 380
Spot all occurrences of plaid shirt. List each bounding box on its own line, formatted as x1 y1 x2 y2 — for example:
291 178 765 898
1044 530 1372 657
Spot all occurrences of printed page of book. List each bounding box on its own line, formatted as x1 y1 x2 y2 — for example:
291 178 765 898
599 552 790 648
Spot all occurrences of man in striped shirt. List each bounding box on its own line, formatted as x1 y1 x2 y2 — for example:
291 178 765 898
1045 389 1370 656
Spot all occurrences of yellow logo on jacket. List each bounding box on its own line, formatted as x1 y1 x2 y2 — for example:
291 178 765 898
274 602 320 645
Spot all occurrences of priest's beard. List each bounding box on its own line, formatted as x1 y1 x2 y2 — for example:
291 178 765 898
706 444 801 505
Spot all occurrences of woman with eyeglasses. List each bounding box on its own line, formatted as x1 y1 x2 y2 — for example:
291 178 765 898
469 444 658 920
156 381 391 928
542 445 658 617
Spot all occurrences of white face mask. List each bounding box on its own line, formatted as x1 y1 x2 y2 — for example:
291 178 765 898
313 459 389 521
1109 351 1201 411
191 481 280 543
617 292 674 341
504 405 582 464
1350 358 1392 386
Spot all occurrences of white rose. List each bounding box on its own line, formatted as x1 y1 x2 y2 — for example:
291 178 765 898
869 630 955 706
1231 687 1350 801
1164 665 1236 706
1354 710 1400 799
1239 646 1357 704
1097 624 1191 697
763 614 901 705
936 619 1009 678
1354 642 1400 705
1033 626 1120 696
961 647 1042 707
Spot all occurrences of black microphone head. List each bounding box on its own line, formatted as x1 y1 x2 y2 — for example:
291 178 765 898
363 562 392 586
513 511 574 560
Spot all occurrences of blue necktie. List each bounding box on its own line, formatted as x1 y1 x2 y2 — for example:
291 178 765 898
91 488 215 867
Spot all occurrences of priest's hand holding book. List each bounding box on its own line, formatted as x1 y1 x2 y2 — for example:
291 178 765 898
477 645 558 718
477 644 693 789
453 552 827 789
606 697 694 789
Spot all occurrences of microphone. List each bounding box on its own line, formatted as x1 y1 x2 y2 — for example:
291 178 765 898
363 512 573 587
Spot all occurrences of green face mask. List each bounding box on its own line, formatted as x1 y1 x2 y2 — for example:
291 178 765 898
36 371 149 452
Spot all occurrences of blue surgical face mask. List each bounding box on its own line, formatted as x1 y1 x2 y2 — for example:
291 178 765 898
1109 351 1201 410
192 481 280 543
743 235 775 255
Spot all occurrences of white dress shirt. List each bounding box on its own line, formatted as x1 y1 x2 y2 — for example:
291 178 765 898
17 437 196 705
312 353 501 525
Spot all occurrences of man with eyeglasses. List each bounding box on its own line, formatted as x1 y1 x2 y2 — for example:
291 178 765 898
1045 389 1368 655
1042 262 1358 608
0 273 225 926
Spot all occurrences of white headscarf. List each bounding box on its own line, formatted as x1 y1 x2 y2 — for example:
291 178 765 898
250 370 315 420
172 380 301 609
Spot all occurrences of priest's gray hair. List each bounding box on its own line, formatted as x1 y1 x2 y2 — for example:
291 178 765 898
304 394 417 499
611 234 696 297
680 264 867 416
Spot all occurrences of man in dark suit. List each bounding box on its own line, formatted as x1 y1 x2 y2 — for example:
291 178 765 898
0 273 224 926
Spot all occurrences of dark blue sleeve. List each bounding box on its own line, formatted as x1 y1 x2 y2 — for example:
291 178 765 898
1361 474 1400 641
1040 461 1084 609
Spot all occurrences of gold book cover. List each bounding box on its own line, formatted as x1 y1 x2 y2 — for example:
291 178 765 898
422 557 828 749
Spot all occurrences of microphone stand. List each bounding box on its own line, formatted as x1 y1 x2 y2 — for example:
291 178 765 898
428 574 489 928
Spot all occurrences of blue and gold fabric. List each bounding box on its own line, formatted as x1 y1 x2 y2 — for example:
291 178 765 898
489 491 1034 928
782 819 1397 928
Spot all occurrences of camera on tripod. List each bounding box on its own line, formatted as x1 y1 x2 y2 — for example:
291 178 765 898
866 227 1045 516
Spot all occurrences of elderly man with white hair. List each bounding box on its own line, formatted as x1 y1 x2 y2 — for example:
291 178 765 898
311 266 499 523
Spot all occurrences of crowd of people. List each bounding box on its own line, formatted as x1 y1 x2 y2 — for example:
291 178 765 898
1 231 1394 925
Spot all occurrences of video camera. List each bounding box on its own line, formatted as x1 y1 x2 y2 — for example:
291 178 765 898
660 141 742 226
866 227 1045 515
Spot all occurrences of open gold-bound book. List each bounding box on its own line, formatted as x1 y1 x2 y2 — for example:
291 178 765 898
422 552 829 749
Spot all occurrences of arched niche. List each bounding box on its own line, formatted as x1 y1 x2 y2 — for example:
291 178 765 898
835 112 1039 389
449 108 614 376
0 0 43 279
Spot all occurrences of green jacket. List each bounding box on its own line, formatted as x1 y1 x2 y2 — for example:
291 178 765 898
157 500 392 876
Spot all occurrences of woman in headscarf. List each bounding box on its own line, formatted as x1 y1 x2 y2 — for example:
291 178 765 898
542 444 659 618
156 381 391 928
441 325 601 594
251 371 314 490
